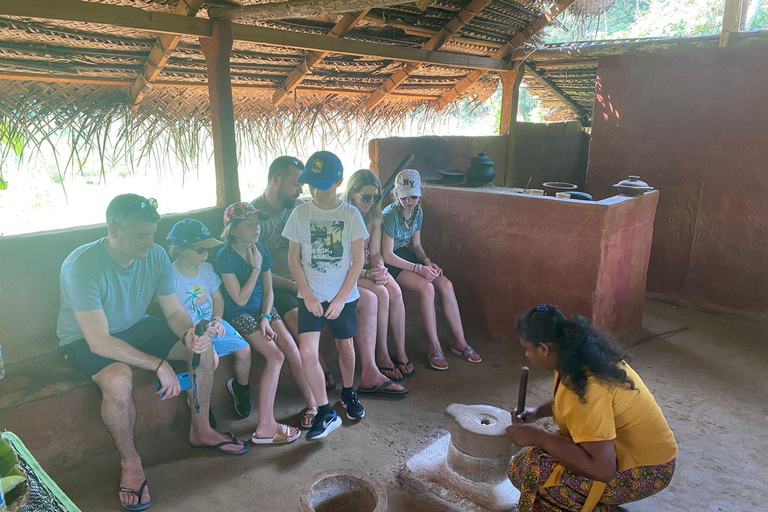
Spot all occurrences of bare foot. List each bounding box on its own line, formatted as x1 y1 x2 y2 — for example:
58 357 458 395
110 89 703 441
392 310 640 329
119 457 149 508
189 426 246 454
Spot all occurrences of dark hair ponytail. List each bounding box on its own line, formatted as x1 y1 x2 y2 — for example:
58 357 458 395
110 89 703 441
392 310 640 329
516 304 635 402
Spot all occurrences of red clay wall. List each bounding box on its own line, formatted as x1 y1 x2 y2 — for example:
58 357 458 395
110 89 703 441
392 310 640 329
586 47 768 314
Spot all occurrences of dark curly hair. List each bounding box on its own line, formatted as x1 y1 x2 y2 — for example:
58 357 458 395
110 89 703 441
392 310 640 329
516 304 635 402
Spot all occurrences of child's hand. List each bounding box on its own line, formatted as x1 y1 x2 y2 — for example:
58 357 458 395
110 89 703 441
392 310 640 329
324 298 345 320
210 319 226 338
417 264 439 282
427 262 443 276
260 317 276 341
247 244 263 269
304 294 324 317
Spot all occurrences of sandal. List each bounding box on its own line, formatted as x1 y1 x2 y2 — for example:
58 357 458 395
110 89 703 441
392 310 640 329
357 379 409 397
450 345 482 363
251 423 301 445
429 351 449 371
190 432 249 455
301 407 318 429
393 358 415 378
119 479 151 511
377 366 404 382
325 371 337 391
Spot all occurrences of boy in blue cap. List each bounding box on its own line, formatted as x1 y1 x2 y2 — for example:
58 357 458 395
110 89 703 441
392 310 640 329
168 218 253 419
283 150 369 440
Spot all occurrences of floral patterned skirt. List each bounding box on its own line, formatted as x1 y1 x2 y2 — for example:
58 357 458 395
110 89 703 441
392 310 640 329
508 446 675 512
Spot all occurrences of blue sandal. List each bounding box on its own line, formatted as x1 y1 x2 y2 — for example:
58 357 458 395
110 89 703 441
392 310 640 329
450 345 482 363
119 479 151 511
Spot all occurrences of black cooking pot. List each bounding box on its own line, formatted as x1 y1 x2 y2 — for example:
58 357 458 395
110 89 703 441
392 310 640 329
466 152 495 183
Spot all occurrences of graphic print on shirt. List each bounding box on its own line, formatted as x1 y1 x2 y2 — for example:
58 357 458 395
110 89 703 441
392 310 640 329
185 285 212 322
310 220 344 273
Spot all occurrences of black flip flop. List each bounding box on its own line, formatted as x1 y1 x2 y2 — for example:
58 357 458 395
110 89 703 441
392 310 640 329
393 358 416 379
191 432 249 455
119 479 151 511
377 366 404 382
357 379 409 397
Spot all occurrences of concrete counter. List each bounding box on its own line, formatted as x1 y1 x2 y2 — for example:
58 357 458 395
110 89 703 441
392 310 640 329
419 185 659 337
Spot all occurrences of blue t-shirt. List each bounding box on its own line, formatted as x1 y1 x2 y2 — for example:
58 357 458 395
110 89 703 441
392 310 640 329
382 204 423 249
57 238 175 347
214 243 273 319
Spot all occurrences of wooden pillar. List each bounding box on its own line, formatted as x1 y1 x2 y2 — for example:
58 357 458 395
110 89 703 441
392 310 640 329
200 21 240 206
499 66 524 187
720 0 749 47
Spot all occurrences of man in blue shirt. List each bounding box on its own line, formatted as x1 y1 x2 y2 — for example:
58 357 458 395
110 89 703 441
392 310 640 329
58 194 248 512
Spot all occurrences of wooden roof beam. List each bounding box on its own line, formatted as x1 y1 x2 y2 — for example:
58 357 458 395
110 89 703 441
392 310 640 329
719 0 749 47
208 0 412 23
523 63 590 125
0 0 512 72
435 0 578 111
364 0 491 110
129 0 205 106
272 10 368 107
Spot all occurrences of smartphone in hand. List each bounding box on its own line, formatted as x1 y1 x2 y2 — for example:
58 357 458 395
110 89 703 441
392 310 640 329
156 371 192 398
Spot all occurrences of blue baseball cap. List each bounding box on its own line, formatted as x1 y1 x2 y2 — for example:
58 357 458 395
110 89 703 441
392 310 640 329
298 151 344 190
169 219 222 248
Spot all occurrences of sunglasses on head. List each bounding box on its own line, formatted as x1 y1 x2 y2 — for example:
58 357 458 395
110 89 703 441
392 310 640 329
355 190 381 203
110 197 158 223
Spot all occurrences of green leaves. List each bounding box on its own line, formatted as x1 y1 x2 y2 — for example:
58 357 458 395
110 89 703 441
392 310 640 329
0 122 24 158
0 436 26 503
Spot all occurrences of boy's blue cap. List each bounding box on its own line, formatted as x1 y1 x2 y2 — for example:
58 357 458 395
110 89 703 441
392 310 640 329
298 151 343 190
170 219 222 248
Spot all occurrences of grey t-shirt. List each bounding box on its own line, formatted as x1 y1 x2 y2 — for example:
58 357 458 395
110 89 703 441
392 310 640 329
251 194 302 279
56 239 175 346
382 204 423 249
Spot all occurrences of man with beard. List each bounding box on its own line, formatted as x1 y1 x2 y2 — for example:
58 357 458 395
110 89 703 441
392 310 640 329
252 156 407 397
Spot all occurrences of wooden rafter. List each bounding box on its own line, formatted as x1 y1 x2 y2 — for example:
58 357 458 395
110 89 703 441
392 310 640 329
0 0 512 72
720 0 749 47
435 0 578 110
272 10 368 107
209 0 409 22
523 63 590 125
362 14 504 49
0 71 442 100
363 0 491 110
129 0 205 106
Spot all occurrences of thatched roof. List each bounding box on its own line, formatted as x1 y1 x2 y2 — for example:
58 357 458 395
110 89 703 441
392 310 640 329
0 0 574 166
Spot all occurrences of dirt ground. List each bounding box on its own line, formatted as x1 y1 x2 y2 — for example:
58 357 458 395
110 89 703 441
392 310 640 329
54 300 768 511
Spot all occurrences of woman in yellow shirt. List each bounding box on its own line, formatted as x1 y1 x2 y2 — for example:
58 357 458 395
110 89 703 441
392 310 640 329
507 304 677 512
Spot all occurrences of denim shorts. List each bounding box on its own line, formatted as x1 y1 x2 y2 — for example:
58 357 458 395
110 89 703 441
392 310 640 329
297 299 358 339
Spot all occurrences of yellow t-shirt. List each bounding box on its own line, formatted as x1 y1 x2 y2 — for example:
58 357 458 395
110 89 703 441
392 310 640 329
551 362 678 471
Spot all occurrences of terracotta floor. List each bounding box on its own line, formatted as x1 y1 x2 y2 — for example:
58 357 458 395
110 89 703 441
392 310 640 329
53 300 768 511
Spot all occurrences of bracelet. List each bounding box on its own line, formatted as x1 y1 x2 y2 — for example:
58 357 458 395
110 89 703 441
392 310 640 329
260 312 273 322
155 359 165 372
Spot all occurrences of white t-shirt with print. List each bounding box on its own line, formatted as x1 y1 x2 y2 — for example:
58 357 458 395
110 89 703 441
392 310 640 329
172 262 222 323
282 200 368 303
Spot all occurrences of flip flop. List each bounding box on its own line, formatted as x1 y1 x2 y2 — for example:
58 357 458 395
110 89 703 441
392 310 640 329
119 479 151 511
429 351 449 371
357 379 409 397
377 365 404 382
324 371 337 391
191 432 249 455
450 345 482 363
393 358 415 378
251 423 301 444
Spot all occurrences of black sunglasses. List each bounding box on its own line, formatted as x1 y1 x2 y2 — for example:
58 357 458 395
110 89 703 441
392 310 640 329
187 246 214 255
110 197 158 223
355 190 381 203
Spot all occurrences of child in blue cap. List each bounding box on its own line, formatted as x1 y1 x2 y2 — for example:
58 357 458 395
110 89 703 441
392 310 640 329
283 150 369 440
168 218 253 421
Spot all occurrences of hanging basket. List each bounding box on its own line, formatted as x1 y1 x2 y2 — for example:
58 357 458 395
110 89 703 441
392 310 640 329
569 0 616 17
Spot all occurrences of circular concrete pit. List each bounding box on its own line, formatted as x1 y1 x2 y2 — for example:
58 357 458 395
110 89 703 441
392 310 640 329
298 469 388 512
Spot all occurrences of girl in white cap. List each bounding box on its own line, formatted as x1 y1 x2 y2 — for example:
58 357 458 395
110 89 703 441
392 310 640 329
381 169 482 370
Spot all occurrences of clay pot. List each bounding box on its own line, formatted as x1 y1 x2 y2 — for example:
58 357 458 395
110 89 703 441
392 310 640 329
465 152 495 183
542 181 578 196
614 175 653 196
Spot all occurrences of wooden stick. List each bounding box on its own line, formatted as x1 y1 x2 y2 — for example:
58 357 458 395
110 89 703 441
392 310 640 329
208 0 413 23
516 366 529 416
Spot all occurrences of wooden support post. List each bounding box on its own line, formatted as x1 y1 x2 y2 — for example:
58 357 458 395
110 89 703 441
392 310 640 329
501 65 524 187
200 21 240 207
720 0 749 47
498 66 524 135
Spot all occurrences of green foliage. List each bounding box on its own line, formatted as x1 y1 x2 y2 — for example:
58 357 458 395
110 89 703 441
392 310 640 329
0 122 24 158
0 437 26 504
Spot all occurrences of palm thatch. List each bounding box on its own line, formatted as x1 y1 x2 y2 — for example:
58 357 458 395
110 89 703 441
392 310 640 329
0 0 571 170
